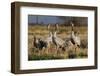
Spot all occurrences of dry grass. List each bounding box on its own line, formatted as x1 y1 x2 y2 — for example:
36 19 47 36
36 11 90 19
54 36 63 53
28 25 88 60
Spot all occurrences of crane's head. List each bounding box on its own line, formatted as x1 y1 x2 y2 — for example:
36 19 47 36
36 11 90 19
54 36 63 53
70 22 74 27
47 24 59 37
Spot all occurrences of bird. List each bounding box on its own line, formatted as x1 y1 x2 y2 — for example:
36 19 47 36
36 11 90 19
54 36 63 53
70 22 81 49
33 36 47 50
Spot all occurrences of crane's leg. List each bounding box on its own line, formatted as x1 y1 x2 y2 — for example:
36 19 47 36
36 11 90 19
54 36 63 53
74 44 78 58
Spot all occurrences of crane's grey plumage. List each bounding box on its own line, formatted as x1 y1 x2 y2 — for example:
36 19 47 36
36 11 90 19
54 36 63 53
33 23 81 52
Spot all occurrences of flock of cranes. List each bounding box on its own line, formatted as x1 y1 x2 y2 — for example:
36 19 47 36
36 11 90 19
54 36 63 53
33 22 81 53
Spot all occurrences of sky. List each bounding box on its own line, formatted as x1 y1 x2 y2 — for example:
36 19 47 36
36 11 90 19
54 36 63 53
28 15 88 26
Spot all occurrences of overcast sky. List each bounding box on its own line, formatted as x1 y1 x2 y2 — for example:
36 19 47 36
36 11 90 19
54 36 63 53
28 15 87 26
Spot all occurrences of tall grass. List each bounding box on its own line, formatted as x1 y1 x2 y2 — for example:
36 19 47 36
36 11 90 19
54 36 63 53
28 25 88 60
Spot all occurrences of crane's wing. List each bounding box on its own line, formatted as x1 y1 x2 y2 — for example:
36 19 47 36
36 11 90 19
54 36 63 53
55 37 65 46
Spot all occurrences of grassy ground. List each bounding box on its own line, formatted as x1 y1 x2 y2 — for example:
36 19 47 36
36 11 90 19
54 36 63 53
28 25 88 60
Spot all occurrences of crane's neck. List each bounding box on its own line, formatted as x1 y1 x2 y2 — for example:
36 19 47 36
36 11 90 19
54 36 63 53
71 23 74 31
54 31 57 38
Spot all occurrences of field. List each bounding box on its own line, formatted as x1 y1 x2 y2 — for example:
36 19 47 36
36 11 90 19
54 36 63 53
28 25 88 60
